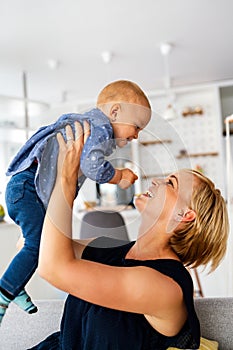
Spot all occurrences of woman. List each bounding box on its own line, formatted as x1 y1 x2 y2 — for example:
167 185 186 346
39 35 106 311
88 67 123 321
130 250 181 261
33 121 229 349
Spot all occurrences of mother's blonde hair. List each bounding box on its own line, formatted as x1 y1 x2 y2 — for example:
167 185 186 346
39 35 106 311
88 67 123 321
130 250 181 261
170 169 229 272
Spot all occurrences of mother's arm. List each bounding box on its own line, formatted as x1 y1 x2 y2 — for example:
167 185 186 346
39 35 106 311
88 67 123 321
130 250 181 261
38 121 93 275
38 122 185 325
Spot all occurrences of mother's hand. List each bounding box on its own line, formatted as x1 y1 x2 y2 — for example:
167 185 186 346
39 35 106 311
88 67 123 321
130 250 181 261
43 121 90 241
56 121 90 186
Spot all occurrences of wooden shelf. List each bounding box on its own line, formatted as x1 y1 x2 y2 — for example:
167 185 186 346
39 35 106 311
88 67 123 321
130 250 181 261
139 139 172 146
176 152 219 159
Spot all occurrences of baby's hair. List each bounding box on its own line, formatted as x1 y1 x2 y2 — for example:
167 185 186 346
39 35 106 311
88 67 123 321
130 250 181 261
170 169 229 272
97 80 151 109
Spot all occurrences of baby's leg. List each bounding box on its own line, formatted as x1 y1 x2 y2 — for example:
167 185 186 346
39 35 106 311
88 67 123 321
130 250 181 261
0 166 45 323
0 291 13 325
0 288 37 326
13 289 38 313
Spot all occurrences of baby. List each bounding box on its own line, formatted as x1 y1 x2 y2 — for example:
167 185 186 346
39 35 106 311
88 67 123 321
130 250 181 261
0 80 151 325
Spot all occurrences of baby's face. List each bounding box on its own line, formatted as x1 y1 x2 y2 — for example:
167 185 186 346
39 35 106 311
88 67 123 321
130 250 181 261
112 103 151 147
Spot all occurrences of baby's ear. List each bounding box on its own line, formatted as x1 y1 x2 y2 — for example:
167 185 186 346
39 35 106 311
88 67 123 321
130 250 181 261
110 104 121 122
110 104 121 115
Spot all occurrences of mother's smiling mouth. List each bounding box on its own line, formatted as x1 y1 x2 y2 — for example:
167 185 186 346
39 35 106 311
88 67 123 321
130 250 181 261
145 190 154 198
134 191 154 198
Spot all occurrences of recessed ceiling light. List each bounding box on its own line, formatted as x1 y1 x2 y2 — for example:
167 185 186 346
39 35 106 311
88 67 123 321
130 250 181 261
101 51 113 64
47 59 60 70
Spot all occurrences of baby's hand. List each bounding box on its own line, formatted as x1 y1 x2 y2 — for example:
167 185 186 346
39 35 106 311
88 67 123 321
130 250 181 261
118 168 138 189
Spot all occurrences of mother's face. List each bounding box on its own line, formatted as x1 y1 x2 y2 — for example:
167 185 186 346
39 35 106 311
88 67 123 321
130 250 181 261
134 170 197 232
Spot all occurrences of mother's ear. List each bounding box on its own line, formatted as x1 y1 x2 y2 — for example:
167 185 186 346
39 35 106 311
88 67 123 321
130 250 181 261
166 208 196 233
180 209 196 222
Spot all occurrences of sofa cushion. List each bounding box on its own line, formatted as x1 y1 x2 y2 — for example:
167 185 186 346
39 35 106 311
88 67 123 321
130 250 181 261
168 336 218 349
194 297 233 350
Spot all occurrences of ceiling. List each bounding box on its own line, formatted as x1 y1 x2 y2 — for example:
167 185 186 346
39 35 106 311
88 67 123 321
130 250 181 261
0 0 233 108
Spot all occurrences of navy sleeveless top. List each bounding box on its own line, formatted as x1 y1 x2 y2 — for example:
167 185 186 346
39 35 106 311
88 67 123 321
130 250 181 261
31 237 200 350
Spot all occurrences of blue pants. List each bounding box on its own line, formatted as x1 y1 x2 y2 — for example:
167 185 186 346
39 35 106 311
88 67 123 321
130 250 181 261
0 164 45 296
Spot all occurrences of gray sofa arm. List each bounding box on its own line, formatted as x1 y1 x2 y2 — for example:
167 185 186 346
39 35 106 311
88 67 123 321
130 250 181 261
194 297 233 350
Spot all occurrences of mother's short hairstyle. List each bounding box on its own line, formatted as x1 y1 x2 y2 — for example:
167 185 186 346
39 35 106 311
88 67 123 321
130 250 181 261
170 169 229 272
